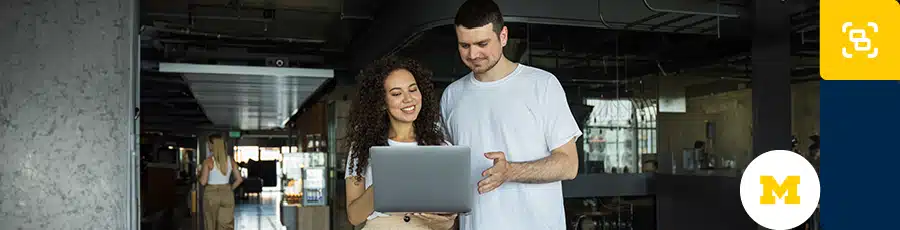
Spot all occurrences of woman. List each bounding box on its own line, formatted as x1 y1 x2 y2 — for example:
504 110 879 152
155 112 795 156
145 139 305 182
200 134 244 230
344 56 457 230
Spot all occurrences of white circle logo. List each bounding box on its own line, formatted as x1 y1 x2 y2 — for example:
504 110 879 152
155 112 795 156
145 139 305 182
739 150 820 230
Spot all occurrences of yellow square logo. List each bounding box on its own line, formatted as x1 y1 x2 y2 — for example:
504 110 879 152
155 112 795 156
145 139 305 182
821 0 900 80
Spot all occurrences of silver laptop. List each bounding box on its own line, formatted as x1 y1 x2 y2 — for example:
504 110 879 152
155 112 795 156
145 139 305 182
370 145 473 213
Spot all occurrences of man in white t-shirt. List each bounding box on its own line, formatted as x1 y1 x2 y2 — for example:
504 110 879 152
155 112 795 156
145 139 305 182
441 0 582 229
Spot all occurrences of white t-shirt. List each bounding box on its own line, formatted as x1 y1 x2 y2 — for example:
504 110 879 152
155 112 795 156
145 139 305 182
344 139 418 221
441 64 582 230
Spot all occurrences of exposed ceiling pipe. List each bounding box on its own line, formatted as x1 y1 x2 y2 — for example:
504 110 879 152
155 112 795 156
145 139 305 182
656 61 668 76
146 12 273 23
595 0 614 29
189 3 340 15
715 76 752 82
141 26 327 44
341 14 373 20
642 0 739 18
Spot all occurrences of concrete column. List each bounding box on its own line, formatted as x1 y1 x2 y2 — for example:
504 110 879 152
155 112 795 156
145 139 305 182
752 0 793 157
196 135 208 230
0 0 138 229
198 135 209 159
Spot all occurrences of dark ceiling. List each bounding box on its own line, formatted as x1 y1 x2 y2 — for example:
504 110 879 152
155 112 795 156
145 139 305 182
139 0 373 133
139 0 821 134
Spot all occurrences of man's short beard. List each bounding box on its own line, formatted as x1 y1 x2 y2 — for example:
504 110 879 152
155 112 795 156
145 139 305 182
472 57 500 74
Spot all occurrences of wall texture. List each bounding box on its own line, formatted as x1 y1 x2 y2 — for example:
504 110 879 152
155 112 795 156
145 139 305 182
0 0 136 229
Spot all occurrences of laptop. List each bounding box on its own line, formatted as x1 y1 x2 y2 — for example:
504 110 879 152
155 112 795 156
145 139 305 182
369 145 473 213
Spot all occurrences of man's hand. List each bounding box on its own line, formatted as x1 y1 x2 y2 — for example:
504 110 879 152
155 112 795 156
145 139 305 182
478 151 511 194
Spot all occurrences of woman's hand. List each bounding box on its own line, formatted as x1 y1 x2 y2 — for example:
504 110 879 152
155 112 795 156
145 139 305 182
410 213 457 230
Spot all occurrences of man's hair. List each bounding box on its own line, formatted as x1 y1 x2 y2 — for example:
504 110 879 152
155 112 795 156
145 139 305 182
454 0 504 34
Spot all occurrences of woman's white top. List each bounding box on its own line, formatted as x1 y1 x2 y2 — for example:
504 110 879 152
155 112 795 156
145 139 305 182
207 156 232 185
345 139 421 220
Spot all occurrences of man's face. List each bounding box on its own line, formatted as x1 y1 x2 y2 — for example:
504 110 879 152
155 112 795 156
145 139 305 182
455 23 508 74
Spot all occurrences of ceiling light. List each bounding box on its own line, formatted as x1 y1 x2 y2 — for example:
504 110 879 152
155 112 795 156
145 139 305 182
157 63 334 78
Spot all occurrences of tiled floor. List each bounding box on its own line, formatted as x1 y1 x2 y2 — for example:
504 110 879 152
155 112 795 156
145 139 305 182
235 192 284 230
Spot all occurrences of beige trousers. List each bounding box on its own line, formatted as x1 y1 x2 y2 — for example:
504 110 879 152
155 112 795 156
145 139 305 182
203 184 235 230
362 215 454 230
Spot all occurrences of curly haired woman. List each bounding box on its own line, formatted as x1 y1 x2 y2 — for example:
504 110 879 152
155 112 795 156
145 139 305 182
344 56 457 230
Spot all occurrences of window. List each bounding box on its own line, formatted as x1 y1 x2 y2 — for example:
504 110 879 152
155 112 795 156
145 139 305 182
258 147 283 161
582 98 657 174
234 146 259 163
234 146 297 163
281 146 300 154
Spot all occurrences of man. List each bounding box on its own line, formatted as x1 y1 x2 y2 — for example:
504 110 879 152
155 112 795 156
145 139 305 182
440 0 582 229
693 140 708 168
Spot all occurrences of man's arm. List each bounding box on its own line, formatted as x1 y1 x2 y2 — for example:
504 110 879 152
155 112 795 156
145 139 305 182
507 137 579 183
478 75 581 193
506 74 582 184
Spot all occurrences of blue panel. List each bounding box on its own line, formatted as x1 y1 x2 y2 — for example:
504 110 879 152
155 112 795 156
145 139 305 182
820 80 900 229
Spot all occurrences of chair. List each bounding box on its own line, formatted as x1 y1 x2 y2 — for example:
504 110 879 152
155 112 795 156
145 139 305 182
240 177 264 199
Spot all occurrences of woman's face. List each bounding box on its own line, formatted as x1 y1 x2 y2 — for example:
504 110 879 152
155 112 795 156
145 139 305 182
383 69 422 124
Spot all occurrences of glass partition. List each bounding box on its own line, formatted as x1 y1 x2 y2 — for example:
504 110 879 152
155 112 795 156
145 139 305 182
259 147 283 161
234 146 259 163
582 98 657 174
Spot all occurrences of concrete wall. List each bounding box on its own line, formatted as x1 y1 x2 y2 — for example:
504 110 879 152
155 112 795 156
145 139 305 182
658 80 820 171
0 0 137 229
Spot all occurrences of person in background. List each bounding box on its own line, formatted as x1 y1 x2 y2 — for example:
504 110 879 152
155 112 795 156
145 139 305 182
808 135 820 157
694 141 706 152
791 135 801 153
199 134 244 230
693 140 708 168
344 56 457 230
808 135 820 172
792 135 820 230
441 0 582 229
641 160 658 173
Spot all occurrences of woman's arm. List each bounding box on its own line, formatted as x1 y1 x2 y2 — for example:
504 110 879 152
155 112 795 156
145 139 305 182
199 158 211 186
411 213 457 230
230 160 244 190
345 177 375 226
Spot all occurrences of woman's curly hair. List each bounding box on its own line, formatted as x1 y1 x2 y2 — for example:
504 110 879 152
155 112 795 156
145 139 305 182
345 56 446 184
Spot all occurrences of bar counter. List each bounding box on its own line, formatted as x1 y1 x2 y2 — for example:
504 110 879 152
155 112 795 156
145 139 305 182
562 173 758 230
